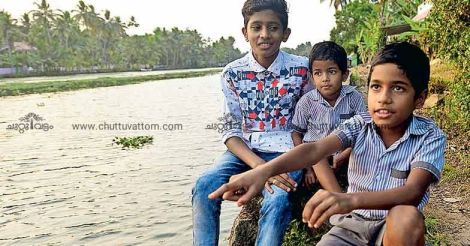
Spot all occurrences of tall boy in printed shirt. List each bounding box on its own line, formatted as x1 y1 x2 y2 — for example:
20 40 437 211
292 41 366 191
192 0 312 245
210 42 446 246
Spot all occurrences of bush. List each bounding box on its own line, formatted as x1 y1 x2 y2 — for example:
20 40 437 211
426 0 470 72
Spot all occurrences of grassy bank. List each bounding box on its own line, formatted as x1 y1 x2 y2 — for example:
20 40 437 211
0 68 222 97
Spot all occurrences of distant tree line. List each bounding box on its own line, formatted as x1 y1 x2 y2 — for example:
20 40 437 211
0 0 243 74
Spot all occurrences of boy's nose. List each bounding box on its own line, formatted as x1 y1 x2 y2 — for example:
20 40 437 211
377 90 393 104
260 27 270 38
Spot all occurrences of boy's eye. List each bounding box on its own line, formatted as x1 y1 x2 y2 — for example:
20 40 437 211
268 26 279 31
370 84 380 90
393 86 405 92
328 70 337 75
250 25 261 31
313 71 321 76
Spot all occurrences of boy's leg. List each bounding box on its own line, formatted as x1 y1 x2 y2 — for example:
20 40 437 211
382 205 425 246
192 151 250 246
316 214 385 246
255 152 303 246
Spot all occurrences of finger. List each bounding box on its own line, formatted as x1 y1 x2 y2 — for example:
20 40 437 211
308 176 314 186
273 180 291 192
208 183 232 199
237 186 260 207
280 173 297 188
308 196 335 228
302 189 325 223
222 191 241 202
264 182 274 194
314 205 337 228
275 176 295 190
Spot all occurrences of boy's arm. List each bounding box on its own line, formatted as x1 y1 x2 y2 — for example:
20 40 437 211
219 69 264 169
332 147 352 169
313 159 342 192
302 168 433 228
209 114 366 204
209 133 343 206
225 137 265 168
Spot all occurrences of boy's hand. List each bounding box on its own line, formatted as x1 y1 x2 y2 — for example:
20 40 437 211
302 189 356 228
208 168 269 207
303 167 317 187
265 173 297 193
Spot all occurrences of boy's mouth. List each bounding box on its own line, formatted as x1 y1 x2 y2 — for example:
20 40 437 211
374 109 394 118
258 42 272 49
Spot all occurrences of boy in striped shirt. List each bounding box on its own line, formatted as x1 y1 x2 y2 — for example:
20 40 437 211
210 42 446 246
292 41 366 191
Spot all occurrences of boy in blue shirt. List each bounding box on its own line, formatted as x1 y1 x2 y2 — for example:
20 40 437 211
292 41 366 191
192 0 311 245
210 42 446 246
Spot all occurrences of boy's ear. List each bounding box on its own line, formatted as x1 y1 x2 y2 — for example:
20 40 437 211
282 28 291 42
242 27 248 41
414 90 428 109
342 70 350 82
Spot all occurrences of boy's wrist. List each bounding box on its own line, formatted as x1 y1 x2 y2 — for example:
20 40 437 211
349 193 361 210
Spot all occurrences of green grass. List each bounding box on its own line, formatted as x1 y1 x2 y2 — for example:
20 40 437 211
0 69 222 97
425 216 450 245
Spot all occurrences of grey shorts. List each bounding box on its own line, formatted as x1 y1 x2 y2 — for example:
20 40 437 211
316 213 386 246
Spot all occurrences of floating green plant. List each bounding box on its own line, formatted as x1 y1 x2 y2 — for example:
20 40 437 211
112 136 154 149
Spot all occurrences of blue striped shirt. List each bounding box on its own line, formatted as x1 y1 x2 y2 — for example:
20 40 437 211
332 112 446 219
220 51 311 153
292 85 366 142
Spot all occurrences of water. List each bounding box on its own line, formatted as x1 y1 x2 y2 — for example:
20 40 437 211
0 74 240 245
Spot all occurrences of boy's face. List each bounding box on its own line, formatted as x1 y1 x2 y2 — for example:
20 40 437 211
242 9 290 67
311 60 348 103
368 63 426 132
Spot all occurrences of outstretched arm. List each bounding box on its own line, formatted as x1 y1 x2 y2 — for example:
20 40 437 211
209 134 343 206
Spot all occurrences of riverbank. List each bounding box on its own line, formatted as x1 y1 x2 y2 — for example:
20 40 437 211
0 68 222 97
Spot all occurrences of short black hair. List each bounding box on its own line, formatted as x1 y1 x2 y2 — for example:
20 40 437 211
242 0 289 31
368 42 430 97
308 41 348 74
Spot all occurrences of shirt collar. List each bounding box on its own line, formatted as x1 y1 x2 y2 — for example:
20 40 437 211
407 115 429 135
248 50 284 75
367 114 429 136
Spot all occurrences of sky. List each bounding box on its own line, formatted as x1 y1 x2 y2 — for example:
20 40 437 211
0 0 336 52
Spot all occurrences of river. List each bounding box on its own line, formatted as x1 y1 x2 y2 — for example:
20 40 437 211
0 73 240 245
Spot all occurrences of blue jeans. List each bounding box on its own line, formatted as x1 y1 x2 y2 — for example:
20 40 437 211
192 150 302 246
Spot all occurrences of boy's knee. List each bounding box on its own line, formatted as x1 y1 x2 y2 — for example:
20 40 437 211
261 190 291 212
193 174 215 197
384 205 425 245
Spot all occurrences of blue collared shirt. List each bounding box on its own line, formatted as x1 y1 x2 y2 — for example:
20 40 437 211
292 85 366 142
220 50 311 153
332 112 446 219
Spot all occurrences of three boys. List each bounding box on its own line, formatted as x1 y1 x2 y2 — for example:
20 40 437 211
210 42 446 245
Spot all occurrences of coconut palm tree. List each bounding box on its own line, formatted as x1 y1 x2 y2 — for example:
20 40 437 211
0 11 17 56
